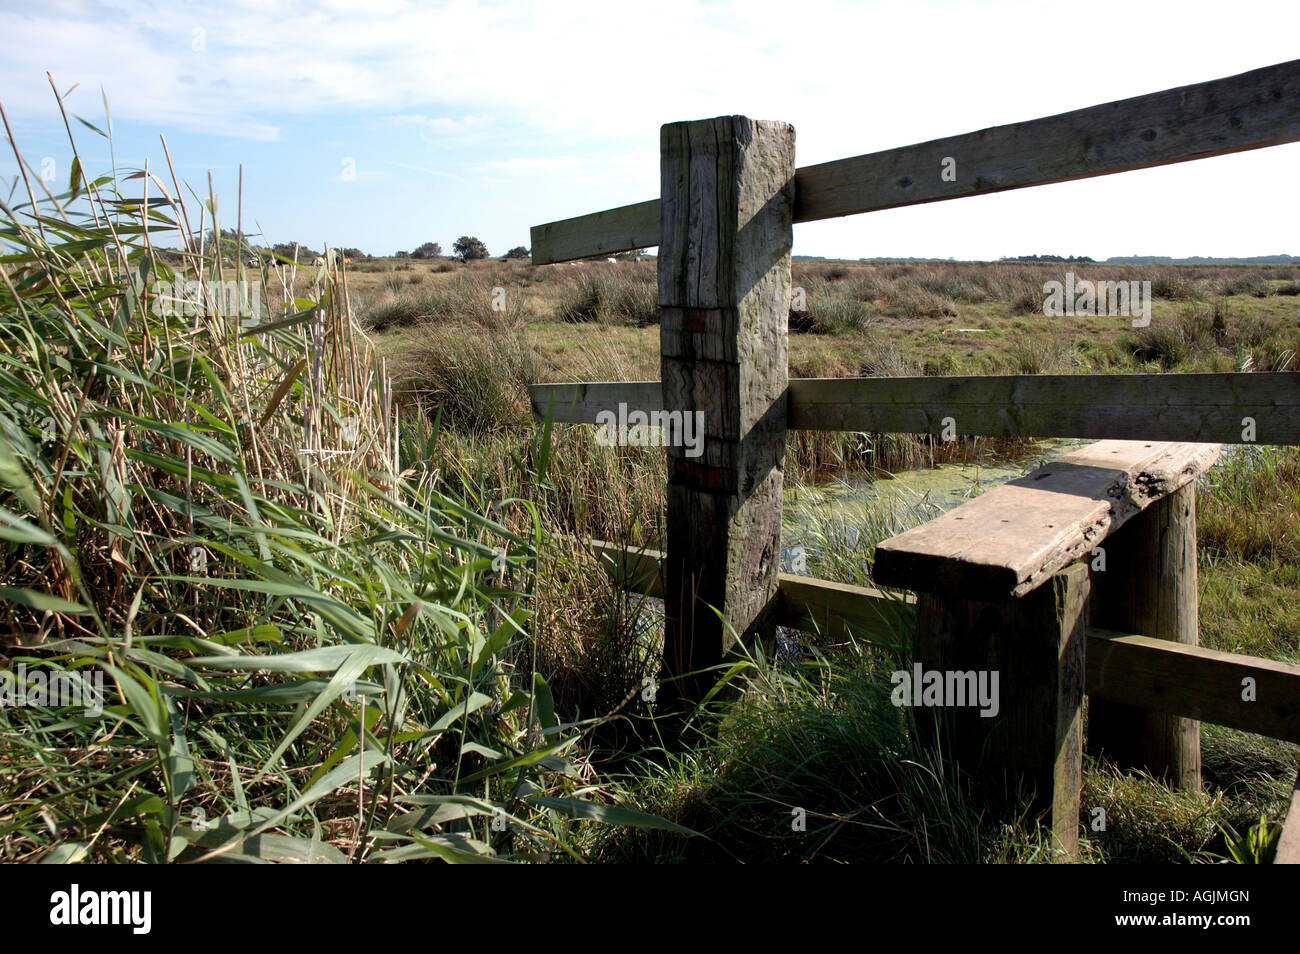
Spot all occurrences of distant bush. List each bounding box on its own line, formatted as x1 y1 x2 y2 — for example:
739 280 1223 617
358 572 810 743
504 246 530 259
454 236 489 262
1219 271 1273 298
413 242 442 259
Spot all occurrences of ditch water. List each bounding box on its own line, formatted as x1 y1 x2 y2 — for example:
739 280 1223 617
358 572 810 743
779 438 1095 575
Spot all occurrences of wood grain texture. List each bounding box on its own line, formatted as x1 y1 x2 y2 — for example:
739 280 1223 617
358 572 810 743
914 564 1089 858
787 374 1300 444
793 58 1300 223
658 117 794 706
531 59 1300 262
1087 486 1202 790
531 373 1300 444
1087 629 1300 745
528 381 661 424
775 573 914 646
873 440 1221 600
530 200 658 266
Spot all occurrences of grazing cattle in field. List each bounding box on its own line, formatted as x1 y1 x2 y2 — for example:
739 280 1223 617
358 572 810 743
312 256 326 266
606 257 617 263
247 257 259 267
344 257 353 265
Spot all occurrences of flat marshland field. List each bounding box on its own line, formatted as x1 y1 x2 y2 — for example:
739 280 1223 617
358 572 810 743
4 202 1299 863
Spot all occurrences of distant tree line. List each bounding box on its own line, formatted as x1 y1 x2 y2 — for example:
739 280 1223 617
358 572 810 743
389 237 534 262
999 254 1096 263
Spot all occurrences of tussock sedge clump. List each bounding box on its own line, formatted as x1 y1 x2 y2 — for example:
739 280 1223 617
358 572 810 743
0 91 681 863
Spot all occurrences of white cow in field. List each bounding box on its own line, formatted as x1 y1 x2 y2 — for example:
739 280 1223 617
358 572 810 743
606 257 617 263
312 256 326 266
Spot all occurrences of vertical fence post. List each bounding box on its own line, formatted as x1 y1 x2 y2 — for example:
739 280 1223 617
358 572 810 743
658 116 795 708
913 563 1089 858
1087 484 1202 791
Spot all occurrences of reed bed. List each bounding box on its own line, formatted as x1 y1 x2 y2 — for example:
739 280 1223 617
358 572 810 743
0 90 679 863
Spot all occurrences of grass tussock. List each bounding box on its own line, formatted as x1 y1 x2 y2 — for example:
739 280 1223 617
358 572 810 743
556 270 658 326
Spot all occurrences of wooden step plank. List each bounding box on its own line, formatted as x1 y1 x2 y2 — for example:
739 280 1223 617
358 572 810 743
872 440 1221 599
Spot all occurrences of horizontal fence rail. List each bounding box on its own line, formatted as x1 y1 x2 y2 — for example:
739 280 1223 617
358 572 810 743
588 540 1300 745
531 59 1300 264
530 373 1300 444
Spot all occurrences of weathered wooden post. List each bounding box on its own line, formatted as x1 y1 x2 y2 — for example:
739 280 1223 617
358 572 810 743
1087 484 1202 791
658 116 794 708
912 564 1089 858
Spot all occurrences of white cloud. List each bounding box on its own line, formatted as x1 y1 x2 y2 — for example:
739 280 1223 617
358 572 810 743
385 158 459 178
2 0 1297 256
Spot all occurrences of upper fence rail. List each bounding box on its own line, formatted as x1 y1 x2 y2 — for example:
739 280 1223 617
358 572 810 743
530 59 1300 264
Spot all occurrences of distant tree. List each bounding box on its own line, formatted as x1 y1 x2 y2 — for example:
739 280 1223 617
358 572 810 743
272 242 309 263
394 250 410 259
453 236 489 262
412 242 442 259
503 246 530 260
342 247 366 260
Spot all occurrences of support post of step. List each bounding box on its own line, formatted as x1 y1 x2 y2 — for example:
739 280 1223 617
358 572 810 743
658 116 794 711
1086 483 1202 791
913 562 1089 859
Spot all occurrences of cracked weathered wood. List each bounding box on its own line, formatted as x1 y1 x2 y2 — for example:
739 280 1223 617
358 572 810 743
872 440 1221 600
659 116 794 706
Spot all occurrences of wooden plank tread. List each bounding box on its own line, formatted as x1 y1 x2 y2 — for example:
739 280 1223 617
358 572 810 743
872 440 1221 599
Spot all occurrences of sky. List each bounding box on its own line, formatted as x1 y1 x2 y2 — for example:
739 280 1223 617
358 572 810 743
0 0 1297 261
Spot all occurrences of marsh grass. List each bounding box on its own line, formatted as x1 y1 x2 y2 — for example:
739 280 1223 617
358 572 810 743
556 270 658 326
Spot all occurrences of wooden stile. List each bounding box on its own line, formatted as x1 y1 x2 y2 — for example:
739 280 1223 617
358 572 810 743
528 58 1300 836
